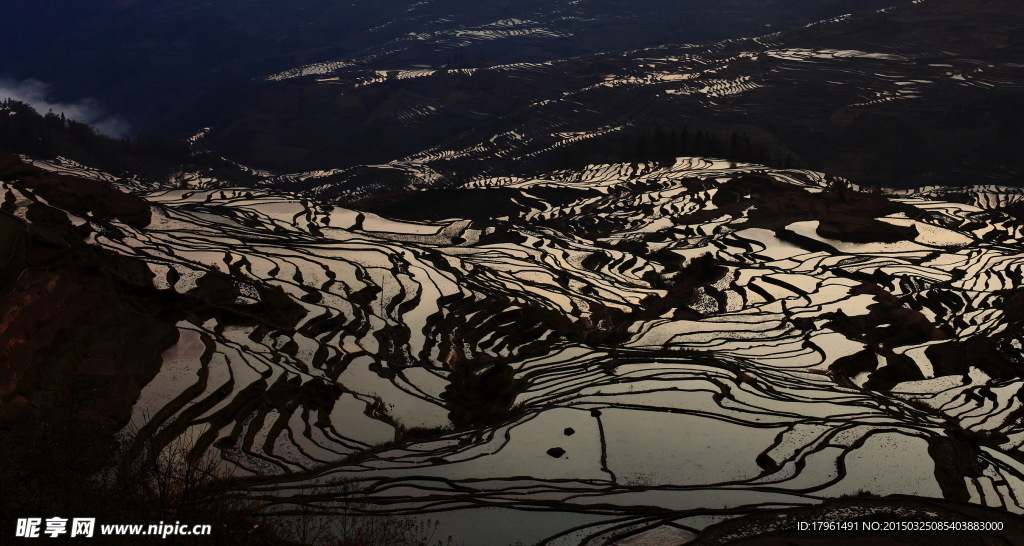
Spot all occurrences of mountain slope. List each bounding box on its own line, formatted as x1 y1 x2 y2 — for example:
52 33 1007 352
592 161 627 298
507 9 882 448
5 153 1024 543
1 0 904 135
202 0 1024 196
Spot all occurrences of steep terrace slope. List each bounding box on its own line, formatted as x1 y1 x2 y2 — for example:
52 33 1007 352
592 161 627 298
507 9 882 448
5 155 1024 543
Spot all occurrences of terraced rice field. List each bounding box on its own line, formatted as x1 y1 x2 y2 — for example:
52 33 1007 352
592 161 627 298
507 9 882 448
8 156 1024 544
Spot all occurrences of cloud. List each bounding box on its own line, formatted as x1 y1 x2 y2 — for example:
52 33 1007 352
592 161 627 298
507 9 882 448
0 78 132 137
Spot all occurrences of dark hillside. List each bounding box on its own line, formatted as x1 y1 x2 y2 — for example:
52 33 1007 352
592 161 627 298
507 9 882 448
204 0 1024 195
1 0 905 135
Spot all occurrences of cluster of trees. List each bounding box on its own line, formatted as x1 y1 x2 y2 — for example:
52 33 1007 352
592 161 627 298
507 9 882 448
0 100 257 183
621 126 792 168
0 100 183 176
537 125 795 175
